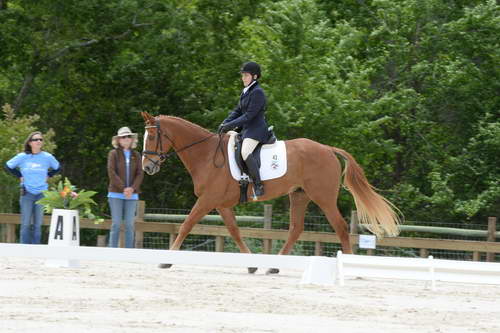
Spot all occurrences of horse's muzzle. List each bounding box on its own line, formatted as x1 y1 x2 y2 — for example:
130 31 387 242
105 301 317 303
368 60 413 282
143 164 160 175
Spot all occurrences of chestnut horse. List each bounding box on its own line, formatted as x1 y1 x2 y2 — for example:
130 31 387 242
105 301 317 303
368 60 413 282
141 112 400 273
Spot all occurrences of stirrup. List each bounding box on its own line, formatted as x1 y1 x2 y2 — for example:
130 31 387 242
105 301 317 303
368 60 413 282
253 183 264 198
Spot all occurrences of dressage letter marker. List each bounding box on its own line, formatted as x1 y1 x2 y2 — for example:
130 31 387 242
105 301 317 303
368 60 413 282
46 209 80 268
54 216 64 240
72 217 78 241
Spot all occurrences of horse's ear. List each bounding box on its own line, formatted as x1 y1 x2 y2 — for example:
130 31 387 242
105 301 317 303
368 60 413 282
141 112 154 123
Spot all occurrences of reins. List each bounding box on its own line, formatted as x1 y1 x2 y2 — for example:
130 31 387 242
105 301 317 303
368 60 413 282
143 119 226 169
213 132 226 168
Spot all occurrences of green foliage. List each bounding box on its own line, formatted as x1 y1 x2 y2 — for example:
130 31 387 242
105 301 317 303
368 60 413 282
0 0 498 225
428 114 500 219
36 178 102 222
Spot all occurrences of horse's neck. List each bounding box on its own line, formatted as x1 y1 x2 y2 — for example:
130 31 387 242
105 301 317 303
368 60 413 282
164 117 214 175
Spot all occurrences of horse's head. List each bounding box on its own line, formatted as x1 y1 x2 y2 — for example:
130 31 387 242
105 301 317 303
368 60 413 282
141 112 174 175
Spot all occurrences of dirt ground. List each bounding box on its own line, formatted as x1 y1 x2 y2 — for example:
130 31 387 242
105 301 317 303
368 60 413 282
1 257 499 333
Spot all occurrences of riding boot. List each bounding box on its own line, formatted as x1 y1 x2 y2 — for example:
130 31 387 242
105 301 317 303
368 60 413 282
245 154 264 197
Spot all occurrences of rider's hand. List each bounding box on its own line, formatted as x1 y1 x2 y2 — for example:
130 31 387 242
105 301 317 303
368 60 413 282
218 123 229 133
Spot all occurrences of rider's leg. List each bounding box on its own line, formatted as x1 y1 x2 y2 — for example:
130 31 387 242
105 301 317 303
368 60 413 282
241 138 259 161
242 138 264 197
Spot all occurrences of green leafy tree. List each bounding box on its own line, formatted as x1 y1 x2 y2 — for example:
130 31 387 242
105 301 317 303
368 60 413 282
0 0 498 226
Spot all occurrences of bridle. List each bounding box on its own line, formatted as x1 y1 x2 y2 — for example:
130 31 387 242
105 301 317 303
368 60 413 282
142 119 226 169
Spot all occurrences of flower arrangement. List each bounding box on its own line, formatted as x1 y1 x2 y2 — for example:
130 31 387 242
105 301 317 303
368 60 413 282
36 178 103 223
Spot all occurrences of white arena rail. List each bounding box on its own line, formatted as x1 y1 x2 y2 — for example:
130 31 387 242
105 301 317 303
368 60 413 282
0 243 310 269
337 251 500 290
0 243 336 285
1 244 499 288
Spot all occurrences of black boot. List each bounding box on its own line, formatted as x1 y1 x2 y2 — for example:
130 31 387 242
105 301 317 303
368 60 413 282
245 154 264 197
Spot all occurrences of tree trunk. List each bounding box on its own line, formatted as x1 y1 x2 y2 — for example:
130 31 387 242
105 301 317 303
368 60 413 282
13 70 36 113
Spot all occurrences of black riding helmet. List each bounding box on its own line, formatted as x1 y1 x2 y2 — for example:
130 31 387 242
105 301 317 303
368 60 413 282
240 61 261 79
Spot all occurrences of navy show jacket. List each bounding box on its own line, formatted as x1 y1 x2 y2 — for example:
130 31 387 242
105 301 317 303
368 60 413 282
222 81 270 142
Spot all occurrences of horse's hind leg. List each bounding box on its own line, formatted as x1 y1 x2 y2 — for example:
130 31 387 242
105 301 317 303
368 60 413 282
318 204 352 254
307 195 352 254
267 189 310 275
302 154 353 254
216 207 257 274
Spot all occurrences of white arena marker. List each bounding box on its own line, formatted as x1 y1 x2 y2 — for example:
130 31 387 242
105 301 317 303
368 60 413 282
300 256 336 286
45 209 80 268
358 234 376 249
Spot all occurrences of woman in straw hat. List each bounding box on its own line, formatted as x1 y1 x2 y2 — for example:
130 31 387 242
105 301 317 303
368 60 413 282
107 126 144 248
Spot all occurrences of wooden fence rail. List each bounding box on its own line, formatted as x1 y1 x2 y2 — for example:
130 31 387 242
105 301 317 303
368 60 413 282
0 202 498 262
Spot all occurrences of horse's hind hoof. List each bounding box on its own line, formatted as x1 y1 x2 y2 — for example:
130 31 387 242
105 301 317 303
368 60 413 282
266 268 280 275
158 263 172 269
248 267 258 274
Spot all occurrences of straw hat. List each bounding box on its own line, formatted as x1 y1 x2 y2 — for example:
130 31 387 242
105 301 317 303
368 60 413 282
112 127 138 148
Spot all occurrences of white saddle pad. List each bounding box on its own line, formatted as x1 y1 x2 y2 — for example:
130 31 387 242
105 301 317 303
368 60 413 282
228 131 287 181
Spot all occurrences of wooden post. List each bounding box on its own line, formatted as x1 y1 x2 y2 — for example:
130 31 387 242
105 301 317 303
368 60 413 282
169 233 177 249
133 231 144 248
136 200 145 220
350 210 358 254
6 224 16 243
0 225 4 242
97 235 107 247
472 251 480 261
486 217 497 262
420 248 429 258
135 201 145 248
135 232 144 248
314 241 323 256
367 249 375 255
262 204 273 254
215 236 224 252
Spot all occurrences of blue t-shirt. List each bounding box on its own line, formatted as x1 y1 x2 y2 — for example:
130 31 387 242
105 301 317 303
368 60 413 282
6 152 60 194
107 150 138 200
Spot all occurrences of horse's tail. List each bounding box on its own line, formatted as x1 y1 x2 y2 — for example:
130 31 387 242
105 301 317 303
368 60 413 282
332 147 401 237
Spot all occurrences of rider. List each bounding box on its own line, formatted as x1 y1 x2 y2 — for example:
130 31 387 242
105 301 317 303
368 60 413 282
219 61 270 197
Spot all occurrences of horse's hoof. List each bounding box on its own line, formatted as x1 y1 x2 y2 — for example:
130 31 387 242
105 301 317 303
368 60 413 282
266 268 280 275
248 267 258 274
158 263 172 269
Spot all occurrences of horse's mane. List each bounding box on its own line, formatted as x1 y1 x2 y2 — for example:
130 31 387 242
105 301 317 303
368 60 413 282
157 115 213 135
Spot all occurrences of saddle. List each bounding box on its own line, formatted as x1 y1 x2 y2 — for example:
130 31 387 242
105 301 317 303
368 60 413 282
235 128 277 203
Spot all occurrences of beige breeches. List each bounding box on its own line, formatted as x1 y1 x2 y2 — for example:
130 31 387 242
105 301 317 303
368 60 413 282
242 138 259 161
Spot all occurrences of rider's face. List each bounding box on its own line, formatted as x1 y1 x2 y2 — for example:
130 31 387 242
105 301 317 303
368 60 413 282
241 72 254 87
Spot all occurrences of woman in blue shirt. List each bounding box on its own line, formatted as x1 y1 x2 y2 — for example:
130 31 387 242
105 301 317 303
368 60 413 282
4 131 60 244
107 127 144 248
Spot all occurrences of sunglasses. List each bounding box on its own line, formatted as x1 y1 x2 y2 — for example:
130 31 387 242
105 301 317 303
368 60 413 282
30 138 43 142
120 135 133 139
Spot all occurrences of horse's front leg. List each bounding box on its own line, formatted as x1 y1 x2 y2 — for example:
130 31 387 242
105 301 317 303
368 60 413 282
217 207 257 274
158 199 214 269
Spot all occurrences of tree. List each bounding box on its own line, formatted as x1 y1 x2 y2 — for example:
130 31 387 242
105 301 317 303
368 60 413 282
0 0 497 224
0 0 153 112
